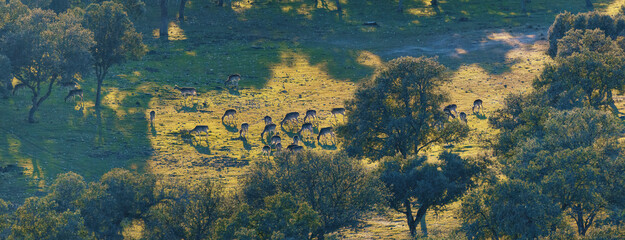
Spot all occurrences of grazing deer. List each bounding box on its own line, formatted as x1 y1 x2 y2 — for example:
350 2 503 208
225 74 241 89
274 142 283 151
222 109 237 122
189 125 209 138
174 85 197 99
263 115 273 125
59 80 78 91
303 109 317 123
261 123 277 138
149 111 156 123
444 104 458 115
271 133 282 147
317 127 335 143
298 123 314 137
444 108 455 119
472 99 483 113
262 145 271 156
287 144 304 152
239 122 249 138
280 112 300 127
65 89 83 103
292 135 300 145
12 83 27 96
331 108 345 120
459 112 467 123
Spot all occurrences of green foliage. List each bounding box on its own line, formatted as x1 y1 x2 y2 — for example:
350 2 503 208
379 151 482 236
461 180 561 240
84 0 146 108
9 197 91 240
494 107 625 236
145 179 224 240
548 11 625 57
337 56 469 159
251 193 321 239
0 199 11 239
79 168 155 239
535 31 625 109
242 151 381 237
47 172 86 212
0 7 93 122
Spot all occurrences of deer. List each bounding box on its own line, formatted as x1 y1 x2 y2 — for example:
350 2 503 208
444 108 455 119
317 127 335 143
149 110 156 123
287 144 304 152
261 123 277 138
222 109 237 122
225 74 241 90
174 85 197 100
444 104 458 115
298 123 314 137
189 125 209 138
263 115 273 125
472 99 483 113
292 135 300 145
239 122 249 139
262 145 271 156
59 80 78 91
459 112 467 123
65 89 83 103
275 142 283 151
303 109 317 123
271 133 282 147
12 83 27 96
280 112 300 127
331 108 345 121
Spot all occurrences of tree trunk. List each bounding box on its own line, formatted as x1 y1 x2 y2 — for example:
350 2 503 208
397 0 403 12
521 0 526 12
334 0 342 20
95 76 104 109
404 199 418 236
217 0 223 7
178 0 186 23
28 100 39 123
585 0 592 8
160 0 169 37
415 204 428 237
431 0 437 6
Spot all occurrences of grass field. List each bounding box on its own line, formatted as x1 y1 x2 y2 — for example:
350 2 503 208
1 0 625 238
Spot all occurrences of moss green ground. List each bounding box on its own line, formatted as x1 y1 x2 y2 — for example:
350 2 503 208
2 0 625 238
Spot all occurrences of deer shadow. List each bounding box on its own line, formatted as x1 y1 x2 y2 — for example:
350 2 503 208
191 138 211 155
231 136 252 151
318 140 337 150
302 138 317 148
473 112 487 120
150 124 157 137
175 102 199 113
222 122 239 133
280 123 300 133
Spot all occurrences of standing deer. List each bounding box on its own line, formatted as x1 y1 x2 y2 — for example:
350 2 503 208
271 133 282 147
239 122 249 138
280 112 300 127
262 145 271 156
292 135 300 145
261 123 277 138
225 74 241 89
222 109 237 122
444 104 458 115
472 99 483 113
174 85 197 100
317 127 335 143
189 125 209 139
263 115 273 125
331 108 345 121
65 89 84 103
303 109 317 123
59 80 78 91
459 112 467 123
149 111 156 123
444 108 455 119
298 123 314 137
